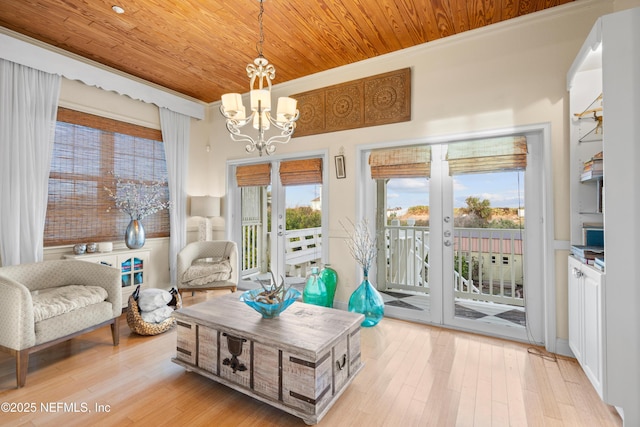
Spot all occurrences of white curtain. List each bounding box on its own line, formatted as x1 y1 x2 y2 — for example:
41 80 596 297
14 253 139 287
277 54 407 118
0 59 61 266
159 107 190 285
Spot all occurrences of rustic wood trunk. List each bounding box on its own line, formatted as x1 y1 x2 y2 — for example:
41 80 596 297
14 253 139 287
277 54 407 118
172 292 364 425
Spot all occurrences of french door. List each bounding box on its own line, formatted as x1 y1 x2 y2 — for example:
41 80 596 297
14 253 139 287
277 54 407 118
228 153 328 283
366 134 544 342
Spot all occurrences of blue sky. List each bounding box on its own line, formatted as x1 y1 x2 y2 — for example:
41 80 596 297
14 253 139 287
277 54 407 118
285 184 321 208
285 171 525 210
387 171 525 209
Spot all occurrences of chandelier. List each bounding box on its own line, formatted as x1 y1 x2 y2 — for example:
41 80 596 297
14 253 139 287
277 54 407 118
220 0 299 156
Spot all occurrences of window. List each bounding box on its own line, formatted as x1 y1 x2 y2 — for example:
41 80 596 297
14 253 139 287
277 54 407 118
491 255 511 265
44 108 169 246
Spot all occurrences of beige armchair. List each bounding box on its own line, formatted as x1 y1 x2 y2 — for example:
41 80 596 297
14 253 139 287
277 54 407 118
0 260 121 387
176 241 239 296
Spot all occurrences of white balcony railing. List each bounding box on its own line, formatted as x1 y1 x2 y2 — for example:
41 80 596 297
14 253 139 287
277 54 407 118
242 223 524 307
453 227 524 306
384 225 524 306
284 227 322 276
241 225 321 278
241 221 262 275
385 226 431 292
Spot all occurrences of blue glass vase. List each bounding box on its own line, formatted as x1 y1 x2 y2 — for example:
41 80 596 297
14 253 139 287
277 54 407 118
320 264 338 308
348 269 384 327
303 267 330 307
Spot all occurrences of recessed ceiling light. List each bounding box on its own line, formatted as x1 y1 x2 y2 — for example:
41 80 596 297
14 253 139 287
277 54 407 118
112 5 125 14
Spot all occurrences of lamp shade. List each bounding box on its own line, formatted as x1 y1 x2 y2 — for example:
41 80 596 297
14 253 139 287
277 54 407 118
250 89 271 112
221 93 243 114
276 97 297 120
253 111 270 130
191 196 220 217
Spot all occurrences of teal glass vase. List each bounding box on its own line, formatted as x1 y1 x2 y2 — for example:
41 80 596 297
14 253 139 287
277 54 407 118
303 267 330 307
320 264 338 307
348 269 384 327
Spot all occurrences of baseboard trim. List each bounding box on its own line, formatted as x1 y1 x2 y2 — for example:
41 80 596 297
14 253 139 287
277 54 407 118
555 338 574 358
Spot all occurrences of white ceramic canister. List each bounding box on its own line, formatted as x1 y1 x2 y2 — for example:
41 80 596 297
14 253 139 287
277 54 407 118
99 242 113 253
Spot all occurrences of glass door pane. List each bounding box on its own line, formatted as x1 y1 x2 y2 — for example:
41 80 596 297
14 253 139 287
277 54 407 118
283 183 322 281
240 185 270 279
236 158 325 285
378 175 433 322
449 171 526 325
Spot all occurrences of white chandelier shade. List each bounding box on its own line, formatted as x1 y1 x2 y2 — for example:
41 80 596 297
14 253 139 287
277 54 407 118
220 1 299 156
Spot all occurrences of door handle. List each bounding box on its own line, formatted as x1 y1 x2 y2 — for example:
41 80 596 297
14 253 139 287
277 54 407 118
444 216 451 223
444 240 452 247
444 230 451 237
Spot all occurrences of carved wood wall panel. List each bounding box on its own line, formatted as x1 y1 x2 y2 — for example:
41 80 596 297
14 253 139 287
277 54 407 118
292 68 411 137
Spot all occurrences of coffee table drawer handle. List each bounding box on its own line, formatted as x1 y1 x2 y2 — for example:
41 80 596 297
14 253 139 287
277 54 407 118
336 354 347 370
222 333 248 373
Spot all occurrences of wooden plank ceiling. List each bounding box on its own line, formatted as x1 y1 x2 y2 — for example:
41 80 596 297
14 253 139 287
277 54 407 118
0 0 573 103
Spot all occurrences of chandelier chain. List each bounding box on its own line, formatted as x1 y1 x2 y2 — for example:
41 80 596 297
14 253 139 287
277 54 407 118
220 0 299 156
257 0 265 58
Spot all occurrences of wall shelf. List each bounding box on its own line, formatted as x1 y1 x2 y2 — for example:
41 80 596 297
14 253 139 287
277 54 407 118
575 93 603 143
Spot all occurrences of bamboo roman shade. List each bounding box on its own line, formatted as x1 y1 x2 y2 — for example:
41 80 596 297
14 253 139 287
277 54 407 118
279 158 323 186
56 107 163 140
236 163 272 187
44 108 169 246
368 146 431 179
446 136 527 175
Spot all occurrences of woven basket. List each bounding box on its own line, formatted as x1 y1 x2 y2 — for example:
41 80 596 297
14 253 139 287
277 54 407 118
126 292 182 336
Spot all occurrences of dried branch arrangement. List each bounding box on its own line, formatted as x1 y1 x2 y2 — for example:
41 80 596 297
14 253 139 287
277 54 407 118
341 218 377 273
104 174 172 220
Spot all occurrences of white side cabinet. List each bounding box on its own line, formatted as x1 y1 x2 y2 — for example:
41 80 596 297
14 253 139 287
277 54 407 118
567 256 604 398
567 8 640 421
64 248 151 309
596 9 640 422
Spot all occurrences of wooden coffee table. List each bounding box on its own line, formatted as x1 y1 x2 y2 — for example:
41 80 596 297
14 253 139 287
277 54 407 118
171 292 364 425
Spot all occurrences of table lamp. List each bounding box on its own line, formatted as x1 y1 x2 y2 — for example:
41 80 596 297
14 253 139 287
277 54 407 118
191 196 220 241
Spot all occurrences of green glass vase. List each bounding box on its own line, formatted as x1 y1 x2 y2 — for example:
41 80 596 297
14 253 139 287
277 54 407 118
348 269 384 327
320 264 338 307
303 267 330 307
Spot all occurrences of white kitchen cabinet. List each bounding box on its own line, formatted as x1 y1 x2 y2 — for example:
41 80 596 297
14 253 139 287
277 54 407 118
568 255 604 398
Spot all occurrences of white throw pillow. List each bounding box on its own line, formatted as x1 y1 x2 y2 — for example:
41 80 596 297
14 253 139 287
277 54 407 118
137 288 172 312
140 305 174 323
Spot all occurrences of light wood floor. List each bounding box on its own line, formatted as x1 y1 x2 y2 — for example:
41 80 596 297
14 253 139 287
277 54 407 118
0 290 622 426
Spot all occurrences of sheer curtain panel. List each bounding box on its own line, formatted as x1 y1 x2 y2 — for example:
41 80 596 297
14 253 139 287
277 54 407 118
160 107 190 285
0 59 60 266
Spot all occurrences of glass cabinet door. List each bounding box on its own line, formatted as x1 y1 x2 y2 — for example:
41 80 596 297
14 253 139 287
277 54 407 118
120 256 144 288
